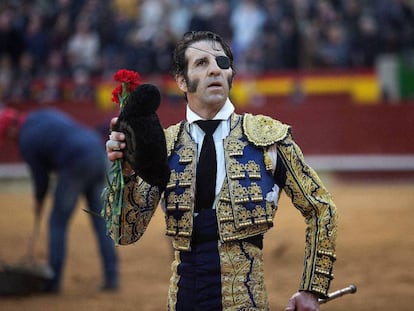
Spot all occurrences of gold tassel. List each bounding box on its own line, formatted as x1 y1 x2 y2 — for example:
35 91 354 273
263 150 272 172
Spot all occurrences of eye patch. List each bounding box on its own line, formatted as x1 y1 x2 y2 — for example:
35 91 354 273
188 46 231 70
216 56 230 69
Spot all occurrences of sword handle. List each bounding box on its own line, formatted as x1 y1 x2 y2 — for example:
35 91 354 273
319 284 357 304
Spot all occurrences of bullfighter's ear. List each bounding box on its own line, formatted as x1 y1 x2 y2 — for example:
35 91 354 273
175 75 187 92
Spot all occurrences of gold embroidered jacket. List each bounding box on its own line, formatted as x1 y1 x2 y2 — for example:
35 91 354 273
105 113 338 297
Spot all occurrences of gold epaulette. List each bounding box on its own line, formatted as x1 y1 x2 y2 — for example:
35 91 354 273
242 113 290 147
164 122 184 157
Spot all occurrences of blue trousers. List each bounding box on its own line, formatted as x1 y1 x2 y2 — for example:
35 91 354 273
48 154 118 291
176 209 222 310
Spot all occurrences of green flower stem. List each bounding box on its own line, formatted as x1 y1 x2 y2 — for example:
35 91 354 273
101 80 132 244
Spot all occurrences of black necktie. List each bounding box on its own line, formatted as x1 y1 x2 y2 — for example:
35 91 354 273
195 120 220 212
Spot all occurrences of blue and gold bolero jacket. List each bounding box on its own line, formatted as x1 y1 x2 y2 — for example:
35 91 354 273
106 112 338 297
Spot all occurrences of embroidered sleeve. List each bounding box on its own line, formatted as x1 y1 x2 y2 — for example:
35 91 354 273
276 133 338 298
106 122 182 245
107 175 162 245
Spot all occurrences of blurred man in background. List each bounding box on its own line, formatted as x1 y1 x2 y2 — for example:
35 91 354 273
0 107 119 293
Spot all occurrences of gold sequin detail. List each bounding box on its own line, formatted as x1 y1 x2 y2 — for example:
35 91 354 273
178 146 194 164
220 240 269 310
243 113 290 147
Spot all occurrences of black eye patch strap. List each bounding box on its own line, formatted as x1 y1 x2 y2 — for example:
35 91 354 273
188 46 231 69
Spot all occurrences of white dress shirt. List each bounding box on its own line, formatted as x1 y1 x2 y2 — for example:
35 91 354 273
186 99 278 209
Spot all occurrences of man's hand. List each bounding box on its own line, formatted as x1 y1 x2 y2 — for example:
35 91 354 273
285 291 319 311
106 117 126 161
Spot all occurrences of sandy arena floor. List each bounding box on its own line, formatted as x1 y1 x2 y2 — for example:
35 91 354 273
0 175 413 311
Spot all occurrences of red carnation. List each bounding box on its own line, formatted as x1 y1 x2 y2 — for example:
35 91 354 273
113 69 140 86
111 85 122 104
111 69 141 108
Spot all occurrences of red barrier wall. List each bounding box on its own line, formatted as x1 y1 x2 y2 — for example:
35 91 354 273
232 96 414 155
1 95 414 164
161 97 414 155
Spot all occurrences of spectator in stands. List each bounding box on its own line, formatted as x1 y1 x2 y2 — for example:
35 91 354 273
42 49 69 79
278 16 300 69
261 1 300 70
207 0 233 44
78 0 115 63
124 31 155 75
100 10 135 75
341 0 361 48
23 11 48 72
230 0 266 72
37 71 63 105
0 54 13 101
1 0 414 99
47 12 71 53
168 0 191 39
317 23 350 68
136 0 165 42
112 0 140 21
152 30 176 74
71 67 96 102
351 14 381 67
374 0 412 53
0 7 24 67
0 107 119 294
261 29 283 71
315 0 338 25
66 17 100 75
8 52 35 103
188 2 211 32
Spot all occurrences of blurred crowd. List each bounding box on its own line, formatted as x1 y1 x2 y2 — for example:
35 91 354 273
1 0 414 104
